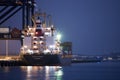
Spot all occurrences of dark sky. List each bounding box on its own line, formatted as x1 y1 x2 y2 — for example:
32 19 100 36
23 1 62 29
37 0 120 55
2 0 120 55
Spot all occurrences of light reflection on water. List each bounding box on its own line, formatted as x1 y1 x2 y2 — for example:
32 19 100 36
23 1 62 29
1 62 120 80
20 66 63 80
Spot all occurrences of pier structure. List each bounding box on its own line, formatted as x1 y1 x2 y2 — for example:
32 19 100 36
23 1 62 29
0 55 20 61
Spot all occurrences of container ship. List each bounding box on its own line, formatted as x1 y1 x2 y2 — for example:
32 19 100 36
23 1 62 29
20 12 72 66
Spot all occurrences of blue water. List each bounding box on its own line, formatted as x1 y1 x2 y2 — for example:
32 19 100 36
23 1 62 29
0 62 120 80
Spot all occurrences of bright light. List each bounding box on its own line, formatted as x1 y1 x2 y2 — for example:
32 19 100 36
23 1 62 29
5 57 12 60
33 37 38 40
36 20 41 24
56 33 61 41
45 66 50 74
45 32 50 36
28 27 32 30
44 49 51 54
51 25 54 28
40 36 44 39
49 45 55 49
33 46 38 49
36 32 38 34
33 50 39 53
55 67 63 76
24 45 28 48
27 49 33 54
30 32 34 36
27 66 32 77
40 41 43 44
36 50 39 53
46 27 51 31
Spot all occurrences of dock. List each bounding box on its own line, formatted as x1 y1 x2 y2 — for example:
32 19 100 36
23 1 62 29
71 55 102 63
0 56 26 66
71 59 101 63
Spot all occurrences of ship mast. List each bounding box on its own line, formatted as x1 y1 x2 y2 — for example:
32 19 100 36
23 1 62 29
31 12 47 54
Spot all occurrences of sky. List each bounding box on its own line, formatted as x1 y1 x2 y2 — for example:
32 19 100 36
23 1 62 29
1 0 120 55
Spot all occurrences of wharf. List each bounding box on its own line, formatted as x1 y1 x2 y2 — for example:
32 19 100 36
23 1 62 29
71 59 102 63
0 56 26 67
0 59 101 67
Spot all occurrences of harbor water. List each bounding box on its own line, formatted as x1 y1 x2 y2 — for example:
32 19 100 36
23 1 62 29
0 62 120 80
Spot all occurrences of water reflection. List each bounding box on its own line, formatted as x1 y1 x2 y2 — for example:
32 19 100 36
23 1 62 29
2 66 10 73
45 66 63 80
20 66 63 80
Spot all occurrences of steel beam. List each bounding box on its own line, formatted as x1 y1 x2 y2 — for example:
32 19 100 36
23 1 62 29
0 6 8 13
0 7 22 25
0 6 16 20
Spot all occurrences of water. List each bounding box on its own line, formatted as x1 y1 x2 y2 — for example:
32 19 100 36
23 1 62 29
0 62 120 80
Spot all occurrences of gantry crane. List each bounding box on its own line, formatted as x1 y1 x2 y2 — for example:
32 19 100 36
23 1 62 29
0 0 35 29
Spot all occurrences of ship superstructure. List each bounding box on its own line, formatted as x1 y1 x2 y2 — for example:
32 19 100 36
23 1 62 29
21 12 61 55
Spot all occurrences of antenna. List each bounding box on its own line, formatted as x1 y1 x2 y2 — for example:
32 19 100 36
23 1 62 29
48 15 52 27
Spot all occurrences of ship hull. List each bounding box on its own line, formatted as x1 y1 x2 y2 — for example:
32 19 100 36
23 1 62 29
21 54 71 66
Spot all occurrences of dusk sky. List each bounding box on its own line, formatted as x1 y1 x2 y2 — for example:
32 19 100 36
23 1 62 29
37 0 120 55
1 0 120 55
